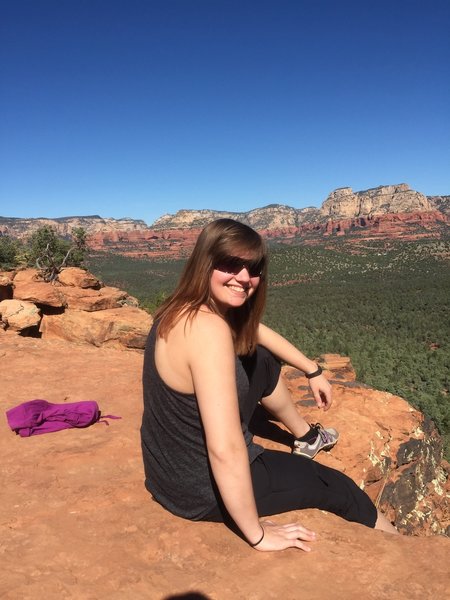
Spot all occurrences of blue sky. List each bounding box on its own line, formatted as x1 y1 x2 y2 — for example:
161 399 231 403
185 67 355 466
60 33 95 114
1 0 449 225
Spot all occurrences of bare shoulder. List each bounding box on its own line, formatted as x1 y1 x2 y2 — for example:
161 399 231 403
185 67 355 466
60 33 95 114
184 309 234 361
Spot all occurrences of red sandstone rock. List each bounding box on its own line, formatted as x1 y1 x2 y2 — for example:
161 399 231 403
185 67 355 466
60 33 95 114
0 271 14 301
40 306 152 349
85 210 449 260
57 267 100 289
277 359 449 536
1 336 449 599
13 280 66 308
58 285 128 311
12 268 41 284
0 299 41 331
0 270 15 285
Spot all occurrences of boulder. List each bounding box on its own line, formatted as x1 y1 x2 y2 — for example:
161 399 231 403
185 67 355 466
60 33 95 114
12 268 41 284
0 299 41 331
319 353 356 380
40 306 152 349
59 286 128 311
57 267 100 289
13 280 66 308
0 271 14 301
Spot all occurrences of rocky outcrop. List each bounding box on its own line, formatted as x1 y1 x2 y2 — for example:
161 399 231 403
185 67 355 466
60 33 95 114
317 210 448 240
152 184 448 230
86 210 449 260
321 184 433 218
0 271 14 300
0 215 148 240
0 299 41 331
2 184 449 260
86 226 202 258
40 306 150 349
1 337 449 598
0 267 151 349
428 194 450 216
152 204 320 230
277 355 449 536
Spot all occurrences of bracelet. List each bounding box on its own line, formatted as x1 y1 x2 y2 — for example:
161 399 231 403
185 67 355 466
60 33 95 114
249 526 265 547
305 365 323 379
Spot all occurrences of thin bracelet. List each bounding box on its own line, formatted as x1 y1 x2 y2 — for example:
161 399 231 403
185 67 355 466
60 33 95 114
305 365 323 379
249 526 265 547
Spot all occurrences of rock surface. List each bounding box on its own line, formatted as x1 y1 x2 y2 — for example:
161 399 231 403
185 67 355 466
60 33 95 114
279 357 449 536
0 215 148 239
1 184 449 248
0 299 41 331
58 285 128 311
1 337 449 599
1 184 449 261
40 306 152 349
86 209 449 260
0 270 14 300
57 267 100 289
321 184 432 218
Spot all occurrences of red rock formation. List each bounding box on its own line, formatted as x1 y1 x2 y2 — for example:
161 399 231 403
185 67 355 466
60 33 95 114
40 306 152 349
0 299 41 331
1 337 449 598
0 267 151 348
84 210 449 259
0 271 14 300
278 356 449 536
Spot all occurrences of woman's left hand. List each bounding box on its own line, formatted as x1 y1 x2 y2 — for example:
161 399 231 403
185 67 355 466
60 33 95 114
308 373 332 410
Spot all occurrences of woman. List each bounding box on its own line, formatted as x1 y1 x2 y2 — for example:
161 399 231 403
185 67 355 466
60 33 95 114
141 219 397 552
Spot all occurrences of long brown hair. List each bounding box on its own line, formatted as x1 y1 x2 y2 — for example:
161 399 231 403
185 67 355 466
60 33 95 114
154 219 268 354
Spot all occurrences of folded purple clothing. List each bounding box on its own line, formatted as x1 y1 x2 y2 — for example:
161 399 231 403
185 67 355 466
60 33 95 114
6 399 121 437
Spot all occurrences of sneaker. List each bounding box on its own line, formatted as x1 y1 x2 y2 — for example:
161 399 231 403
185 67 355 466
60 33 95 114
292 423 339 459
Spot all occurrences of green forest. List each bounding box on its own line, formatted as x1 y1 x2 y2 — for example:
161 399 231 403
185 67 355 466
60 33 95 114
87 237 450 458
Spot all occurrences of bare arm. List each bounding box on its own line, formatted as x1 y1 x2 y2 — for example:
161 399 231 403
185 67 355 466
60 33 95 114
187 312 316 551
257 322 332 410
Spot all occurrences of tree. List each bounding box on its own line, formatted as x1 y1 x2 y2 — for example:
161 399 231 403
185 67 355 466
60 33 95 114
27 226 88 282
0 236 22 269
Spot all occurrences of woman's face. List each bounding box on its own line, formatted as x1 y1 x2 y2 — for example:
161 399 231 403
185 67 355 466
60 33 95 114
209 254 261 314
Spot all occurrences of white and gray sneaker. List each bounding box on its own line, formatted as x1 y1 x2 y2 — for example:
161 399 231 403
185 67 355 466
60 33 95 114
292 423 339 459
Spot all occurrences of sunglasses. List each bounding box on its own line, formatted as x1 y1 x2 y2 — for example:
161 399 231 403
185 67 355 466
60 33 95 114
214 255 265 278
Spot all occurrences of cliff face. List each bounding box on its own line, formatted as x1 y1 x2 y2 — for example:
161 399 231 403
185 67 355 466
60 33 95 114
428 195 450 216
153 184 446 229
279 356 449 537
321 184 432 218
152 204 320 230
1 184 449 259
0 215 148 239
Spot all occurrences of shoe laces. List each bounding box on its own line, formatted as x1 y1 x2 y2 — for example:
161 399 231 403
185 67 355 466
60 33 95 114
311 423 333 444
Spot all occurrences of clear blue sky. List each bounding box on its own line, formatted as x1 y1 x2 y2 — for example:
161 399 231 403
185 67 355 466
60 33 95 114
1 0 449 225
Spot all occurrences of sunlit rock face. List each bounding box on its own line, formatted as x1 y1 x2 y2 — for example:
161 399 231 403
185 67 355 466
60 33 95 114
0 267 151 349
321 184 432 218
1 184 448 259
278 356 449 537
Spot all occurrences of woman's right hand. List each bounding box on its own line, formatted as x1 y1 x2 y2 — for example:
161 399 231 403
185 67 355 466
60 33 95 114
252 520 316 552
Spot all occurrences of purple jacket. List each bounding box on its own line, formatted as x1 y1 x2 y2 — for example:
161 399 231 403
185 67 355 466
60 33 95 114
6 399 119 437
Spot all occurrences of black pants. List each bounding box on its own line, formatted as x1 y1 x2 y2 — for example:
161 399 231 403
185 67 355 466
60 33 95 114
204 346 377 528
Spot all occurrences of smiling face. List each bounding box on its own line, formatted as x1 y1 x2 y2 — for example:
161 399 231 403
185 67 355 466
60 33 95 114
209 258 261 315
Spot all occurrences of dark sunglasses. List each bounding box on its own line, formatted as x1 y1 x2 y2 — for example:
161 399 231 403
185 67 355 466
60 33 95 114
214 255 265 278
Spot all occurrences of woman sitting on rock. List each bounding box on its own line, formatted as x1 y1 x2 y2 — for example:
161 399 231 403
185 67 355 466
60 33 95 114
141 219 397 551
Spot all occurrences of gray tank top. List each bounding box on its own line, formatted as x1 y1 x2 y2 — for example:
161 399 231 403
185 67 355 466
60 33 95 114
141 321 264 520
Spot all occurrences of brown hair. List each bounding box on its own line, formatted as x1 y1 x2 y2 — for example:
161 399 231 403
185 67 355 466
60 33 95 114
154 218 268 354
